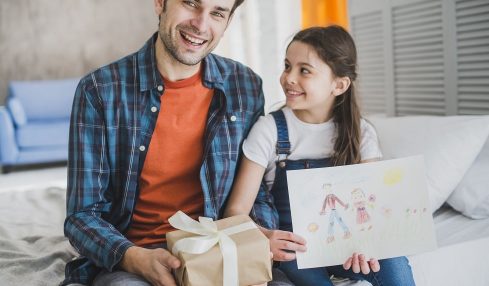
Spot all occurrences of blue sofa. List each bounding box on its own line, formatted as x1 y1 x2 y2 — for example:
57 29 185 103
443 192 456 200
0 78 79 172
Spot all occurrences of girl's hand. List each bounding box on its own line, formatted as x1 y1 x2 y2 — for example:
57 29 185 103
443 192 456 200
343 253 380 274
261 228 307 261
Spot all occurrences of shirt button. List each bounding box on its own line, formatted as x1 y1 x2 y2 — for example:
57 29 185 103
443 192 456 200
151 106 158 113
230 115 237 122
139 145 146 152
157 85 163 92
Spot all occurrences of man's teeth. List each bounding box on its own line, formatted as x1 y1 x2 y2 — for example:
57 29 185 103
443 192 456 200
182 33 205 45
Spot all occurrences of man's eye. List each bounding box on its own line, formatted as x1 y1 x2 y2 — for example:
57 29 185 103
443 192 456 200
212 11 225 18
184 1 197 8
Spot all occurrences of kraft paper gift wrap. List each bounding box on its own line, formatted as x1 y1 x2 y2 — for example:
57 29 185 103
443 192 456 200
166 211 272 286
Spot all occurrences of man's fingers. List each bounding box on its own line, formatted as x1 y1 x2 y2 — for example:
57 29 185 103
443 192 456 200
351 253 361 273
156 248 181 269
155 264 178 286
359 254 370 274
369 258 381 272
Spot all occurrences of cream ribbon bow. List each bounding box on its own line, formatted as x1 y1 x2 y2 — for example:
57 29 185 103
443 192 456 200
168 211 257 286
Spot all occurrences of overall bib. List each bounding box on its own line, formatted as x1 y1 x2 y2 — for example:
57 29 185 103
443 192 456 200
269 110 415 286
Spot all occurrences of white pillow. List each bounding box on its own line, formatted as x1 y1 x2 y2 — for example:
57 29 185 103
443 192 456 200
369 116 489 212
447 137 489 219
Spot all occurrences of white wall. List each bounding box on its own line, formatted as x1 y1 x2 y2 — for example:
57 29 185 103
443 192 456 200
214 0 302 112
0 0 157 104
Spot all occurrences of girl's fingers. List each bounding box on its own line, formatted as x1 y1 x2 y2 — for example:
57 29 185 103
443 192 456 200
359 254 370 274
343 256 353 270
369 258 381 272
351 253 361 273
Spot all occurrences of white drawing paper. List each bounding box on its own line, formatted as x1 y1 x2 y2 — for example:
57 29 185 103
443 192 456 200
286 156 437 268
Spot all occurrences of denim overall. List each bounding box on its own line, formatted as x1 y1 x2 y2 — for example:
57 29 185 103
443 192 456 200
269 110 415 286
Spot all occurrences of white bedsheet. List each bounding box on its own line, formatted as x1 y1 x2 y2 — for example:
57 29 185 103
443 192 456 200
409 205 489 286
1 185 488 286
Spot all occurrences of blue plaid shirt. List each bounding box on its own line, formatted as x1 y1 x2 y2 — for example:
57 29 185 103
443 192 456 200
63 33 278 285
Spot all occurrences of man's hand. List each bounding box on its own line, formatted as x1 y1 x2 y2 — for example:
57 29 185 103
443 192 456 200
120 246 181 286
260 228 307 261
343 253 380 274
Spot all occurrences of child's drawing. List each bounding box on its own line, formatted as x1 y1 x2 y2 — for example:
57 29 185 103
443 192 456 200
286 156 437 269
319 184 351 243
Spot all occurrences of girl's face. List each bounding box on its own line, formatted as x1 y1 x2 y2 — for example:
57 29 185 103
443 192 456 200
352 190 365 202
280 41 341 124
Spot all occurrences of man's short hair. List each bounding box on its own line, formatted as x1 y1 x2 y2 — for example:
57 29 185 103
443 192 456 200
231 0 245 15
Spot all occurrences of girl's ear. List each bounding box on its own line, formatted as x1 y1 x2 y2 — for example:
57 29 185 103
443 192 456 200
332 76 351 97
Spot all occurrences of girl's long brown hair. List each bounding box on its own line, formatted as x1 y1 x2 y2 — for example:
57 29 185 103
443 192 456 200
289 25 361 166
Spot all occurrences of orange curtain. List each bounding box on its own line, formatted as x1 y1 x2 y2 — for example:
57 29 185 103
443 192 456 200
301 0 349 30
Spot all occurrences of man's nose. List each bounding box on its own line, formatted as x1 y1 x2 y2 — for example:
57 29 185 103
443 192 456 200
189 14 208 34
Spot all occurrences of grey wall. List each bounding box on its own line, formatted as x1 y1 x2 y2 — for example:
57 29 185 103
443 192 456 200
0 0 158 104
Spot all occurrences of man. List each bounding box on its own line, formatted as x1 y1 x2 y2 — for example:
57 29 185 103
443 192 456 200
63 0 283 285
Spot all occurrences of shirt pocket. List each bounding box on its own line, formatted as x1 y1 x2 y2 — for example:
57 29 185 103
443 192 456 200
210 111 254 162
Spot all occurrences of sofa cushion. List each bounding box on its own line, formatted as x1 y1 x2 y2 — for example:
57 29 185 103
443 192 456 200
6 97 28 127
8 78 79 122
369 115 489 213
16 121 70 148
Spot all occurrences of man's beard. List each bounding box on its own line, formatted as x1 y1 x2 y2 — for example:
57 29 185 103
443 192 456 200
159 28 207 66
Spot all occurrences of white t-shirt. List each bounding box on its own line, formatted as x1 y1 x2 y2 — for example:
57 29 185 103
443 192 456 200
242 107 383 191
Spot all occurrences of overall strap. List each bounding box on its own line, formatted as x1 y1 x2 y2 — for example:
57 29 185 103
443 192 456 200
271 110 291 162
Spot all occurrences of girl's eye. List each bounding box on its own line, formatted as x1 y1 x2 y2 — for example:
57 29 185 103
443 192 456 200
284 63 290 71
301 68 310 74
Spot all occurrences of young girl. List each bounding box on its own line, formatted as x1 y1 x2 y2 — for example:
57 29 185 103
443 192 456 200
225 26 415 286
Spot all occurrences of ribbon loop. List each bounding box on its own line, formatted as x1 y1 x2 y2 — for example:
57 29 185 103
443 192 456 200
168 211 257 286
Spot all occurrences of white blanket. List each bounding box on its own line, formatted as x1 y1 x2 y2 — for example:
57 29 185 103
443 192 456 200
0 186 77 286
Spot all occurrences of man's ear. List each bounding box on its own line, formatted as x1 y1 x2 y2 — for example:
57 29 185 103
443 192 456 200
333 76 351 97
154 0 164 16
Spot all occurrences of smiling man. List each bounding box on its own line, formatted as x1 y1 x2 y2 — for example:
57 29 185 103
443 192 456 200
62 0 282 285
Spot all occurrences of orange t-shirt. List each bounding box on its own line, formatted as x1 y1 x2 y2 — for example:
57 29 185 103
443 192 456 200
126 70 213 246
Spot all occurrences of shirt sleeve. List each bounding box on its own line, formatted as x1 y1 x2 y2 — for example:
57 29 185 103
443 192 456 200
242 114 277 168
360 119 383 161
65 76 134 272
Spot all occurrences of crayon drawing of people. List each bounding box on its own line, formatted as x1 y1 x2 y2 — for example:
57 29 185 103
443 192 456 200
351 188 376 231
319 183 351 243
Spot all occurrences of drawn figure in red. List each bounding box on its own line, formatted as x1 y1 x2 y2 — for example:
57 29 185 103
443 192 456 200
319 183 351 243
351 188 376 231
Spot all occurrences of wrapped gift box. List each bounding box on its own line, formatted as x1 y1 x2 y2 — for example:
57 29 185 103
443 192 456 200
166 212 272 286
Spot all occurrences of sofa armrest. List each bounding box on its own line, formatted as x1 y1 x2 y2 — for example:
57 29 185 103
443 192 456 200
0 106 19 165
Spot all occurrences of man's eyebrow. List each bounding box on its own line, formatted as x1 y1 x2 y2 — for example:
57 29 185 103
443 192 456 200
195 0 231 13
215 5 231 12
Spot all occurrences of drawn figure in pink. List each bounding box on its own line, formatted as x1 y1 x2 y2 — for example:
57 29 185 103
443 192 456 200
319 183 351 243
351 188 376 231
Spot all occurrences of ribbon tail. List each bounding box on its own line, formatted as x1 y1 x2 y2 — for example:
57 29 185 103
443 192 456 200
219 234 238 286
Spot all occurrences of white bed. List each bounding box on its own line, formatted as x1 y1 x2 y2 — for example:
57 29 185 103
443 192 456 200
1 184 488 286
